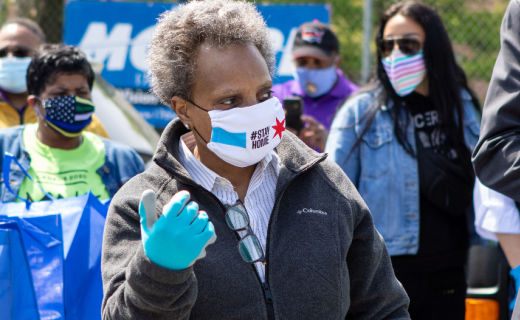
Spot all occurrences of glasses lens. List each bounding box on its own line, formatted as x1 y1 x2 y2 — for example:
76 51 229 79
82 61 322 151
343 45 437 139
398 38 421 56
225 204 249 231
0 47 30 58
13 49 30 58
380 39 394 57
238 234 264 263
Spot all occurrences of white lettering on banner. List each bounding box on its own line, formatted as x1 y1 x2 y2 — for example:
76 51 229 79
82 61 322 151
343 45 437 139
79 23 132 71
78 21 293 78
277 27 297 76
129 26 155 72
269 28 285 54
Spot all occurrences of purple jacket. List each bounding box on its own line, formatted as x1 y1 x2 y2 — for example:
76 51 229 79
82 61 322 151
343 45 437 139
272 69 359 130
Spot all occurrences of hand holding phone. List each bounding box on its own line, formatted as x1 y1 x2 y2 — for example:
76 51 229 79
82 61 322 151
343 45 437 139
283 98 304 134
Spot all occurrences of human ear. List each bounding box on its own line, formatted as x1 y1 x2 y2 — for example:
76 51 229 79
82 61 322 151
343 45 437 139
27 95 45 119
334 54 342 68
171 96 192 128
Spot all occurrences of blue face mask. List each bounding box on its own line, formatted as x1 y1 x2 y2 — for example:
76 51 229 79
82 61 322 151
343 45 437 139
0 56 31 94
295 66 337 98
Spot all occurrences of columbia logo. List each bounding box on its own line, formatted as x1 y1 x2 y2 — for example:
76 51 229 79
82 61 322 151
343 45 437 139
296 208 328 216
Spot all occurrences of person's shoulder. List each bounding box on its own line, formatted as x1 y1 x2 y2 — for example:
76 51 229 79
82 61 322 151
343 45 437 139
460 89 480 116
98 136 143 164
100 136 134 151
336 71 359 92
460 89 473 102
335 89 380 120
0 124 25 140
311 154 366 208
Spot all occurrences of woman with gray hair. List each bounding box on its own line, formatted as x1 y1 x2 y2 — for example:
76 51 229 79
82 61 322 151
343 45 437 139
101 1 410 319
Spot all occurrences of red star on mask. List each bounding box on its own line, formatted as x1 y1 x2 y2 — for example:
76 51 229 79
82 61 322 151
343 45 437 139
272 117 286 140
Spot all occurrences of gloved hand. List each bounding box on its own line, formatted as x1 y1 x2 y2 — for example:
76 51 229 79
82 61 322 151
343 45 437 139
139 189 216 270
510 265 520 311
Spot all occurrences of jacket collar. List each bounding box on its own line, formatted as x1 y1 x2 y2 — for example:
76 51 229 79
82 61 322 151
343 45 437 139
153 119 327 188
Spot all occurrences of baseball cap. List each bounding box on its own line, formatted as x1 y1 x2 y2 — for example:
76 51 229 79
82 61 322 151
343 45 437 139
292 21 339 60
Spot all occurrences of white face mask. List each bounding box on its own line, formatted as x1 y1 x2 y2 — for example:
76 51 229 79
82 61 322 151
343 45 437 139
0 56 31 93
189 97 286 167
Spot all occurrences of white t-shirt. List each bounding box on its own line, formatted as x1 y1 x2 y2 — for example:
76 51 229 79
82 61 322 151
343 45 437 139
474 178 520 240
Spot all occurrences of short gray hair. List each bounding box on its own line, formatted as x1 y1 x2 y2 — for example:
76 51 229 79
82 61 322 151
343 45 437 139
147 0 275 105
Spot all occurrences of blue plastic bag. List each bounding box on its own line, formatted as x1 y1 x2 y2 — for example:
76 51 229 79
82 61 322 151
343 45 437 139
0 193 109 320
62 192 108 319
0 214 64 319
1 153 109 319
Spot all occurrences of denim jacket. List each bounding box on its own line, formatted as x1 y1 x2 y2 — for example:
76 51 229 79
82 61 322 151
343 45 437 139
325 90 480 256
0 125 145 202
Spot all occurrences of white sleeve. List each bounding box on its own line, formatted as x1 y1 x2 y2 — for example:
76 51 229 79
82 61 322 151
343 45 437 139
474 178 520 241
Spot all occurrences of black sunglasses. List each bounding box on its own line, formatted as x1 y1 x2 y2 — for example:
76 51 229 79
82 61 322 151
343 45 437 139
0 47 31 58
225 201 265 264
380 37 422 57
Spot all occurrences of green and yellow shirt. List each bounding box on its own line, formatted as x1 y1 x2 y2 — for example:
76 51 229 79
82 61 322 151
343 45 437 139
18 123 110 201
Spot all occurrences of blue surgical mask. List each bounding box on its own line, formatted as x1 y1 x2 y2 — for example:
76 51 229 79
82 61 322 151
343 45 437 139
295 66 337 98
0 56 31 93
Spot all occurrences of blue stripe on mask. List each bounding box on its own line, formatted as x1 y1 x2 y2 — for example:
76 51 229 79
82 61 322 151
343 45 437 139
44 116 92 133
211 127 247 148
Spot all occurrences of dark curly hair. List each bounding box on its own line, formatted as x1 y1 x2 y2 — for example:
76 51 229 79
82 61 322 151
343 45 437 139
26 44 94 96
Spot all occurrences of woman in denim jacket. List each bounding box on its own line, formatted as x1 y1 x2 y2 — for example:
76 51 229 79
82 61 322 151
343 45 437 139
325 2 480 319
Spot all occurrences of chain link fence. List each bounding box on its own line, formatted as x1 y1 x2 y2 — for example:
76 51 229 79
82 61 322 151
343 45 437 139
266 0 509 103
1 0 509 103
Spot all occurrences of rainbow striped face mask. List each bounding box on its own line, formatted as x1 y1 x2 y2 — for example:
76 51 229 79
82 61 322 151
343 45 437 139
381 49 426 97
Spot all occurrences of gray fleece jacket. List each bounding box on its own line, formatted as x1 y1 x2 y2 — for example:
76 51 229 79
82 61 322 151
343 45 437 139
101 119 410 319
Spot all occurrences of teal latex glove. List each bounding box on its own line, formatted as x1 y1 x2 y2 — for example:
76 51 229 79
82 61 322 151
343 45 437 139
139 189 216 270
510 265 520 311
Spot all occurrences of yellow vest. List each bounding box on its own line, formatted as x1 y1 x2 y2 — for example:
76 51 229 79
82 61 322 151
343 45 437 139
0 100 109 138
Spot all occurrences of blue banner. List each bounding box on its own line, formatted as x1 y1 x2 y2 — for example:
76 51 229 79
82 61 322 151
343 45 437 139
64 1 330 128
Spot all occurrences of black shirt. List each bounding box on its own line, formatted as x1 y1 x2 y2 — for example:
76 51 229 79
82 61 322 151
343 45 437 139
392 92 473 271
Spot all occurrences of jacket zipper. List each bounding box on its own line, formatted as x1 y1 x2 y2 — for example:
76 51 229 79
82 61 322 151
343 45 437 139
172 154 327 320
262 281 275 320
261 154 328 320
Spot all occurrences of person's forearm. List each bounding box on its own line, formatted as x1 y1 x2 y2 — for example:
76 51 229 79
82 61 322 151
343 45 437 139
496 233 520 268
